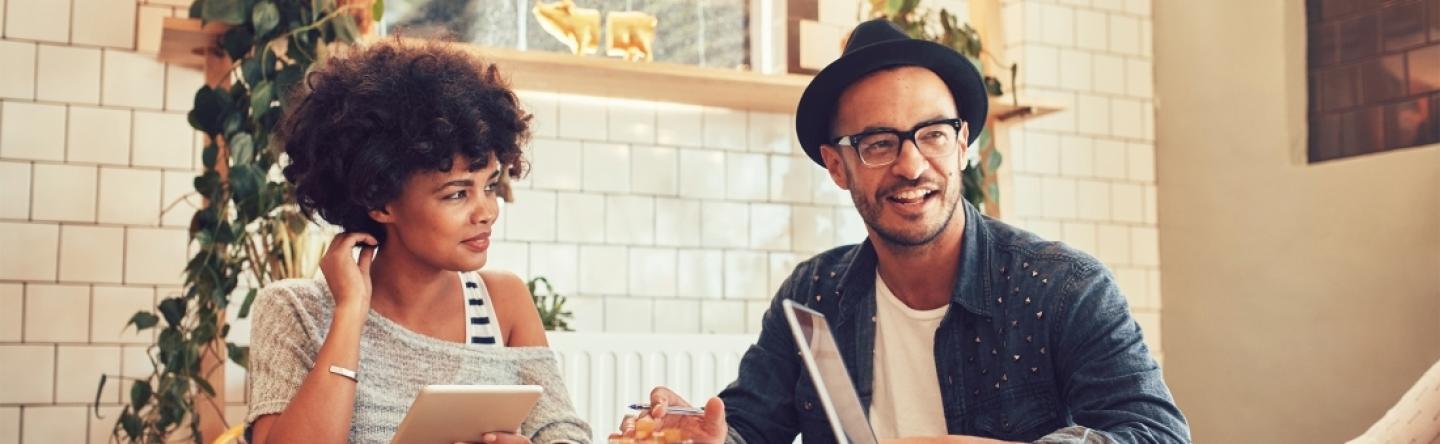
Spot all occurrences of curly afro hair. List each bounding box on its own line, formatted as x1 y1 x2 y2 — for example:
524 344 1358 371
277 38 530 243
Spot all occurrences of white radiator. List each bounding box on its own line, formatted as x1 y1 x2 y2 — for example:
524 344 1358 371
547 332 758 443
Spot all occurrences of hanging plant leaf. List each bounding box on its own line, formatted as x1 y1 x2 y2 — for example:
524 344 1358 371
241 57 263 90
193 321 216 345
371 0 385 22
127 311 160 331
202 0 247 25
221 26 254 60
130 380 153 410
237 288 259 318
984 76 1003 96
252 1 281 39
193 170 221 198
987 145 1003 172
188 86 227 136
250 80 274 121
94 374 109 414
119 410 142 439
229 132 255 165
157 298 187 327
223 112 244 138
227 343 251 369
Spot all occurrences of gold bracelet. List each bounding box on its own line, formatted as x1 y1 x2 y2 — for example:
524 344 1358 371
328 364 358 382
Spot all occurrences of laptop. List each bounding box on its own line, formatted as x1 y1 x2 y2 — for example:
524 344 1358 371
782 299 880 444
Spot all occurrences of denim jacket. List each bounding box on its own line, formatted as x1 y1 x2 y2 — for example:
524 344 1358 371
719 202 1190 443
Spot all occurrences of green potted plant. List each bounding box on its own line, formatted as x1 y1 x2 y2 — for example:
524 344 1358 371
94 0 380 442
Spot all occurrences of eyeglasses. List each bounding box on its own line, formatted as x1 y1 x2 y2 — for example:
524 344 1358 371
830 118 968 167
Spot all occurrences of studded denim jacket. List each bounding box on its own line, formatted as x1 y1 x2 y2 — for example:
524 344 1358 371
718 202 1190 444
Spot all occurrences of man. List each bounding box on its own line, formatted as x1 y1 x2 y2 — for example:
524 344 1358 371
623 19 1189 444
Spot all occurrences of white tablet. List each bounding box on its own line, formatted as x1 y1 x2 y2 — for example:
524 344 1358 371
390 385 543 444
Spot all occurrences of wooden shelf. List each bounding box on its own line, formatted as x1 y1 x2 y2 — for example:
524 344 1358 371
477 46 1060 122
157 17 228 69
989 100 1061 125
157 17 1059 121
472 46 812 114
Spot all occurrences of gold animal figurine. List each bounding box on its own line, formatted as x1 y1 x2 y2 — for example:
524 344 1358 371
604 11 657 62
533 0 602 55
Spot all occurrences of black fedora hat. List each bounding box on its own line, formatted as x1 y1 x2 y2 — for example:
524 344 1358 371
795 18 989 166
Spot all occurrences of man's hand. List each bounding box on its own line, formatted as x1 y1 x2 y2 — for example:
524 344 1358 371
613 387 727 444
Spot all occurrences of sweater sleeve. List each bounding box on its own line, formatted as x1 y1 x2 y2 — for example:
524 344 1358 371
245 283 323 426
516 351 593 444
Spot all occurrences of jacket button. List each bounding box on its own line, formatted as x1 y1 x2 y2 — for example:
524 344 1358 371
803 401 813 411
1002 419 1011 430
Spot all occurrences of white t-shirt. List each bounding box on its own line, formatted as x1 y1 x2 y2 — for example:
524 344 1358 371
868 271 951 439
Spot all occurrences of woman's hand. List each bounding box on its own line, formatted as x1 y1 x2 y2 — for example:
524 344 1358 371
455 432 531 444
319 232 379 314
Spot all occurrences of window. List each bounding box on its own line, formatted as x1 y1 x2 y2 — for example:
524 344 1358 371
1306 0 1440 162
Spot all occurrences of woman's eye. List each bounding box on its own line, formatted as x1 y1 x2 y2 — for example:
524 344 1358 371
445 190 468 200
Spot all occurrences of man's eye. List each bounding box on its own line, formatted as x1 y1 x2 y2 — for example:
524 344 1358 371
484 182 499 192
445 190 468 200
863 140 896 152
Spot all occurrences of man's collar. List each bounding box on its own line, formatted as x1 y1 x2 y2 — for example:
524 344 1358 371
832 201 993 318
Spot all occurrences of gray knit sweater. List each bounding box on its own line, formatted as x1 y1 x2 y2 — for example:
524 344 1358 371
245 278 592 443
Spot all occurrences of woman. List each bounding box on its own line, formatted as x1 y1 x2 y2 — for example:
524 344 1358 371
245 39 589 444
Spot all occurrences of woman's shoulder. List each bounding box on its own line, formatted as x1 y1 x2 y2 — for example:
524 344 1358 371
475 270 536 309
253 277 335 324
476 270 527 295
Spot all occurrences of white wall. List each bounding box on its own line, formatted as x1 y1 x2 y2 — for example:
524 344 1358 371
0 0 208 442
997 0 1163 361
490 93 867 337
1155 1 1440 442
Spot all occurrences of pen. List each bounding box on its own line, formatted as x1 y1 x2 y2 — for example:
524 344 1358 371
627 403 706 416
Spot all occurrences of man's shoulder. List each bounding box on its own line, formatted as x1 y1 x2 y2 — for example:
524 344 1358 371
980 215 1107 275
790 243 865 281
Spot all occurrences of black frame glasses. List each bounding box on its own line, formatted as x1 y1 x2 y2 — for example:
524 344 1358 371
830 118 968 167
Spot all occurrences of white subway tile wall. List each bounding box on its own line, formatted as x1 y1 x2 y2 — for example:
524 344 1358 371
4 0 70 43
36 45 101 105
1005 0 1162 362
0 41 36 100
0 162 30 219
1 6 197 436
0 0 1158 438
66 106 131 165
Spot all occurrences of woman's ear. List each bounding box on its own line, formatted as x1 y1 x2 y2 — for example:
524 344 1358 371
369 205 396 224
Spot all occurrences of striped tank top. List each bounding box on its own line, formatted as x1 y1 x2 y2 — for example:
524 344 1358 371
460 271 504 346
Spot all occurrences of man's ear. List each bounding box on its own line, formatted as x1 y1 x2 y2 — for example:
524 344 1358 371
369 204 396 224
819 144 850 191
955 123 973 172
